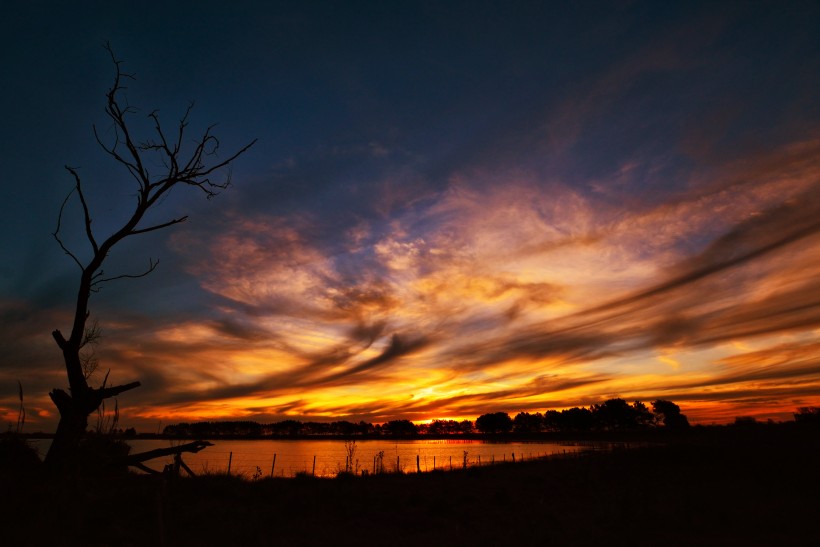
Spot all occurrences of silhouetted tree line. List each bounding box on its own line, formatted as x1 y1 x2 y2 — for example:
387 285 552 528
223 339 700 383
161 399 690 438
492 399 690 434
423 419 475 435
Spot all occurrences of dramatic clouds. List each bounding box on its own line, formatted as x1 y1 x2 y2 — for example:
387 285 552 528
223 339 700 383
2 2 819 428
118 136 820 425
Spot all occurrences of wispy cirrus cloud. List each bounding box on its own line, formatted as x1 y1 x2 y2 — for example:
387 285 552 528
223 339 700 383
6 134 817 427
101 132 816 425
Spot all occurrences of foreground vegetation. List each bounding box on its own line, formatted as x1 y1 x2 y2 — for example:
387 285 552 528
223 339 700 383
2 424 818 546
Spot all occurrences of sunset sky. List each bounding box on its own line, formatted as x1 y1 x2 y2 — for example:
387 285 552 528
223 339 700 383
2 1 819 431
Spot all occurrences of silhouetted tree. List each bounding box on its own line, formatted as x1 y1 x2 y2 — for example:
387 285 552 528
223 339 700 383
231 421 263 436
590 398 653 431
475 412 513 434
543 409 563 431
632 401 655 428
428 419 461 435
652 399 690 429
269 420 303 436
382 419 418 437
303 422 331 435
560 407 594 432
513 411 544 433
357 421 376 435
331 420 358 435
46 45 255 471
590 399 630 430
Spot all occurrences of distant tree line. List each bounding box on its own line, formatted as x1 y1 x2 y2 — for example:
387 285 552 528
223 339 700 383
476 399 690 434
161 398 690 438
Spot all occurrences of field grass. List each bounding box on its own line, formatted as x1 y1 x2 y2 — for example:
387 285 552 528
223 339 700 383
2 426 818 546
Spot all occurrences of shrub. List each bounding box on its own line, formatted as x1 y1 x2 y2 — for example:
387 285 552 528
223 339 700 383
0 434 41 474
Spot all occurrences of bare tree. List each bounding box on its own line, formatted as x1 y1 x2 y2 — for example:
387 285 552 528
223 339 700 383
46 44 255 471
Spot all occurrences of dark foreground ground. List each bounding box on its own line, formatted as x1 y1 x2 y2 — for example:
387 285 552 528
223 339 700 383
2 427 818 546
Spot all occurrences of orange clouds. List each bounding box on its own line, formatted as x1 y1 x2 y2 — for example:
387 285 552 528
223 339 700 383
98 136 812 426
4 135 818 430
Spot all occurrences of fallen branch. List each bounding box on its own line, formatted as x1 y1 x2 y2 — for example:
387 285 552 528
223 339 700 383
122 439 213 470
176 454 197 477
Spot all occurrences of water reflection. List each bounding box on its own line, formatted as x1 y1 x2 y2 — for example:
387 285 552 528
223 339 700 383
117 438 591 477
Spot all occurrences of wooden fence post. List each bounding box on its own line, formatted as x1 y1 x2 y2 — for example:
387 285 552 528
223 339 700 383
270 454 277 478
227 451 233 475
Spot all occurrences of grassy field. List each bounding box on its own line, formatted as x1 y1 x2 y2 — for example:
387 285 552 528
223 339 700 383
2 426 818 546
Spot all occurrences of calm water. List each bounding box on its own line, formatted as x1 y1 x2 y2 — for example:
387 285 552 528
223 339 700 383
31 438 593 478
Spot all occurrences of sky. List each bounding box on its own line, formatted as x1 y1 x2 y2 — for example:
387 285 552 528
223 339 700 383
2 1 820 431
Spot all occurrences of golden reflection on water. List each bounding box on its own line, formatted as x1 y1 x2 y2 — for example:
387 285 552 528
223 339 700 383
122 438 589 477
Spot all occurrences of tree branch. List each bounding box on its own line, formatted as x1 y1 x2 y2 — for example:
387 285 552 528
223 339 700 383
90 258 159 289
97 381 141 400
189 137 258 181
65 166 99 254
93 124 146 187
123 440 214 465
130 461 161 474
52 329 68 349
130 216 188 235
52 189 84 270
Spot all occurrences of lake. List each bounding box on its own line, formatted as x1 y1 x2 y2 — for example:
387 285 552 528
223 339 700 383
31 438 595 478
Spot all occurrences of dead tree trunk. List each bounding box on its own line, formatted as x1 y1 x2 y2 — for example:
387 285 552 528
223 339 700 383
46 301 141 471
45 44 254 472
